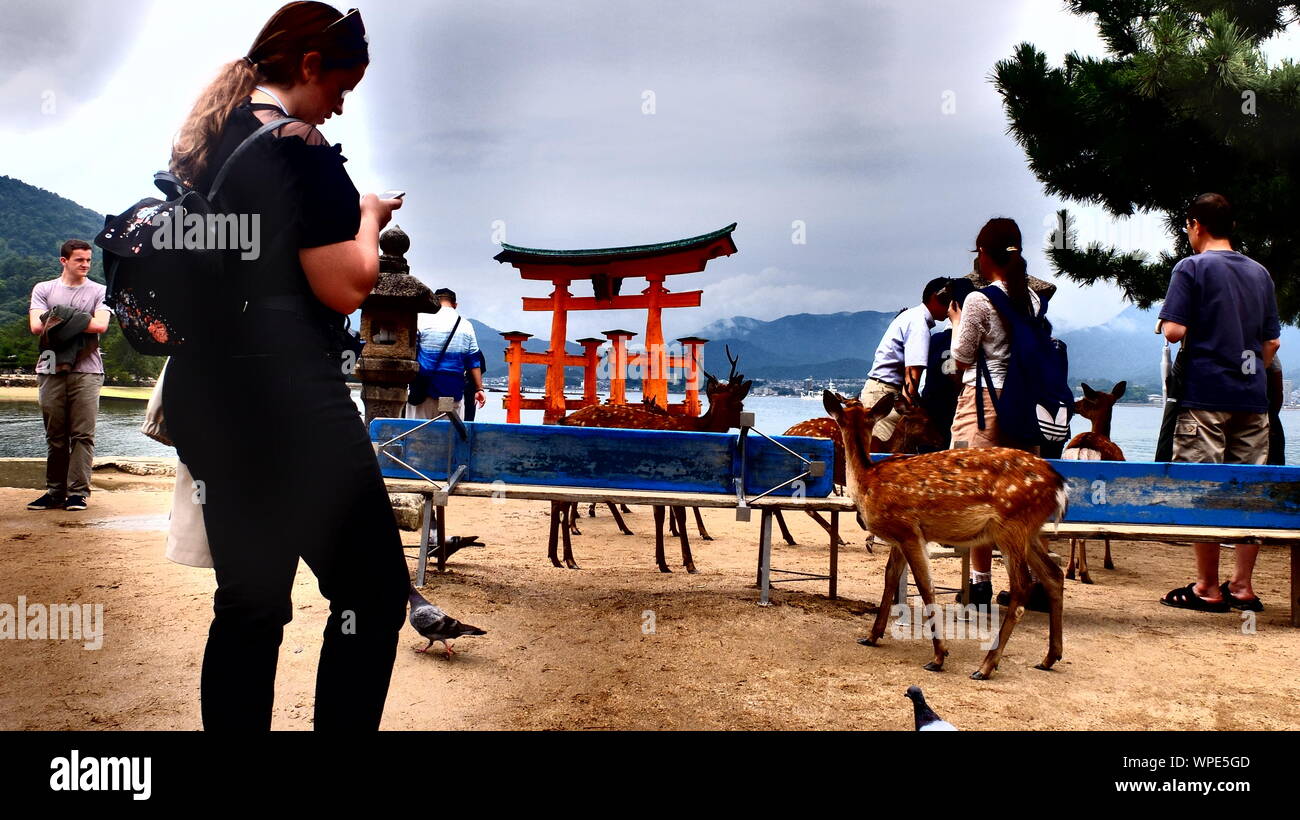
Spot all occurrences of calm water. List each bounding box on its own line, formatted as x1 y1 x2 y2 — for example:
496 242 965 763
2 391 1298 464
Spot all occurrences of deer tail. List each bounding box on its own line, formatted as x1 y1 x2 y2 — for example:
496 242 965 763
1052 475 1068 536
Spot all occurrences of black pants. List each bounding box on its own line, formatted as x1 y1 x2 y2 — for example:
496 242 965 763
163 350 409 730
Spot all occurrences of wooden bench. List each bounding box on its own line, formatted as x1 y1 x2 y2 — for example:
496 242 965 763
371 415 844 598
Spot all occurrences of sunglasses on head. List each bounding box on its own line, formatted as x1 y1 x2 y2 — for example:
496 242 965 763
325 7 366 39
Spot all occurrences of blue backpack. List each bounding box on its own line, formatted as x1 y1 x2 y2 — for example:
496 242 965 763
974 285 1073 447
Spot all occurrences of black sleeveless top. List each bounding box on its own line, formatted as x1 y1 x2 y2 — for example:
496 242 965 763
196 99 361 356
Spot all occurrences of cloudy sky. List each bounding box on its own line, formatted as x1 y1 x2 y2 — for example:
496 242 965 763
3 0 1294 342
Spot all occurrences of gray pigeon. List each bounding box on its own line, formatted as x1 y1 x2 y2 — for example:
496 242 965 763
408 586 486 657
906 686 957 731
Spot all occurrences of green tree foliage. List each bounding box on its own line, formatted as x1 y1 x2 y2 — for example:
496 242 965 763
994 1 1300 323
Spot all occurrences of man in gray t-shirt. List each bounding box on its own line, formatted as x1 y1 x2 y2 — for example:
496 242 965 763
26 240 111 511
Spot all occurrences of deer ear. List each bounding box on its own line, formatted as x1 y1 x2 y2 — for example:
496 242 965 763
869 391 897 418
1112 381 1127 400
1081 383 1098 400
822 390 844 420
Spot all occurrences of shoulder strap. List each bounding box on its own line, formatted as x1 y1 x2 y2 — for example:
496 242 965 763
431 316 462 370
208 116 302 200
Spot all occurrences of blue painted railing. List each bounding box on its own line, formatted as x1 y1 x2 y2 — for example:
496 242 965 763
370 419 836 498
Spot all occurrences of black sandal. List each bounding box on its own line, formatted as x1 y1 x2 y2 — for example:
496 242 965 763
1161 583 1230 613
1219 582 1264 612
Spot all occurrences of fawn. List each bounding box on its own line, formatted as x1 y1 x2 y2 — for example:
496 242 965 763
824 390 1067 679
1062 381 1126 583
552 347 752 572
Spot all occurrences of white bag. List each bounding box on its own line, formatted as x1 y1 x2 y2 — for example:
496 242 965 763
165 459 213 568
144 359 214 568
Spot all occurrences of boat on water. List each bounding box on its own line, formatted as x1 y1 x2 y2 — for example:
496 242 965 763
800 378 836 400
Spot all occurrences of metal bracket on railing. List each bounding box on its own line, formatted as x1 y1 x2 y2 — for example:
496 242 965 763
374 398 470 498
733 410 826 516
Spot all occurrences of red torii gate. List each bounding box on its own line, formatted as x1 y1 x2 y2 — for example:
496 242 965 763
493 223 738 423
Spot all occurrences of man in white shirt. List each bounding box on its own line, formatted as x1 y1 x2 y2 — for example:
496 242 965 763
858 278 950 441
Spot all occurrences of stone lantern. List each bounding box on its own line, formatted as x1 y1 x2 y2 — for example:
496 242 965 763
355 225 440 424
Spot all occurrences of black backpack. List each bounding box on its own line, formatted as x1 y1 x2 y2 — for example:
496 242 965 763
974 285 1074 447
94 117 300 356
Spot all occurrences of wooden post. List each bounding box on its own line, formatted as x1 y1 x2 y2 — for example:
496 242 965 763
642 274 668 411
577 338 603 408
544 279 571 424
500 331 532 424
677 336 708 418
603 329 636 406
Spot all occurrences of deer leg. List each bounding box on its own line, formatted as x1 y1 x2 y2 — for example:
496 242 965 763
620 504 633 514
588 503 597 518
691 507 713 541
973 542 1032 680
653 506 670 573
561 504 579 569
567 501 582 536
547 502 563 568
1103 537 1114 570
862 545 906 648
1027 539 1064 671
774 511 798 545
608 503 633 535
1066 538 1077 580
1077 538 1092 584
675 507 697 573
668 507 679 537
900 536 949 672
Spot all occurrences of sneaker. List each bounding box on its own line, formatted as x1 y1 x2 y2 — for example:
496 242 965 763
64 495 87 511
27 493 65 511
956 580 992 607
997 584 1052 612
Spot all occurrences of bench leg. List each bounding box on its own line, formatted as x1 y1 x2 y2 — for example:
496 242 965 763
829 511 839 600
436 504 447 573
759 509 773 606
1292 544 1299 628
416 494 433 587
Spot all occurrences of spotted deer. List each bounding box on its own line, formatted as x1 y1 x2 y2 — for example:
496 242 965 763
772 393 947 547
824 390 1067 680
552 347 753 573
1062 381 1126 583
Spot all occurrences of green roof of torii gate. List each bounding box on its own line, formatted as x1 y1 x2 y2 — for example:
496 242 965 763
493 223 737 266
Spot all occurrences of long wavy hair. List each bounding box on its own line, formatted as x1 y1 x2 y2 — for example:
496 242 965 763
170 2 369 186
975 217 1033 317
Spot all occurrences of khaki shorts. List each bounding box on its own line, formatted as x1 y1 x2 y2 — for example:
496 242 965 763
949 383 1038 453
1172 408 1269 464
858 378 903 441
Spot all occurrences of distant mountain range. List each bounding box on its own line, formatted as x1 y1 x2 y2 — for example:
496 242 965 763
682 305 1300 394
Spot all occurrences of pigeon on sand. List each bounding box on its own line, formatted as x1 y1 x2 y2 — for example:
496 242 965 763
408 586 486 657
906 685 957 731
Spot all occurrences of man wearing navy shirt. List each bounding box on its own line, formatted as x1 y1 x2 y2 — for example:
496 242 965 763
1158 193 1280 613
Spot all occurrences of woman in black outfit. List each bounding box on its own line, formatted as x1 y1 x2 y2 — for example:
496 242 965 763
162 2 409 730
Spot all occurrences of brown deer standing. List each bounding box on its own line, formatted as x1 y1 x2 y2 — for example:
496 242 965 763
824 391 1067 680
772 394 947 546
1062 381 1126 583
551 348 753 572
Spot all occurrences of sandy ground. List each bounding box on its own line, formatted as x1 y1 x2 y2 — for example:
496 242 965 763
2 467 1298 731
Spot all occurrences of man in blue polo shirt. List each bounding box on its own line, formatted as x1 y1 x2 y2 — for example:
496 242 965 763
858 277 950 440
406 289 486 419
1158 193 1280 614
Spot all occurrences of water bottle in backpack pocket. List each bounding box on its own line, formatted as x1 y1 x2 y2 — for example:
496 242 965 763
974 285 1074 448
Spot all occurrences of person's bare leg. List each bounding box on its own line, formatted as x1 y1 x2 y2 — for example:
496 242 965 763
1193 542 1222 600
1228 544 1260 600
